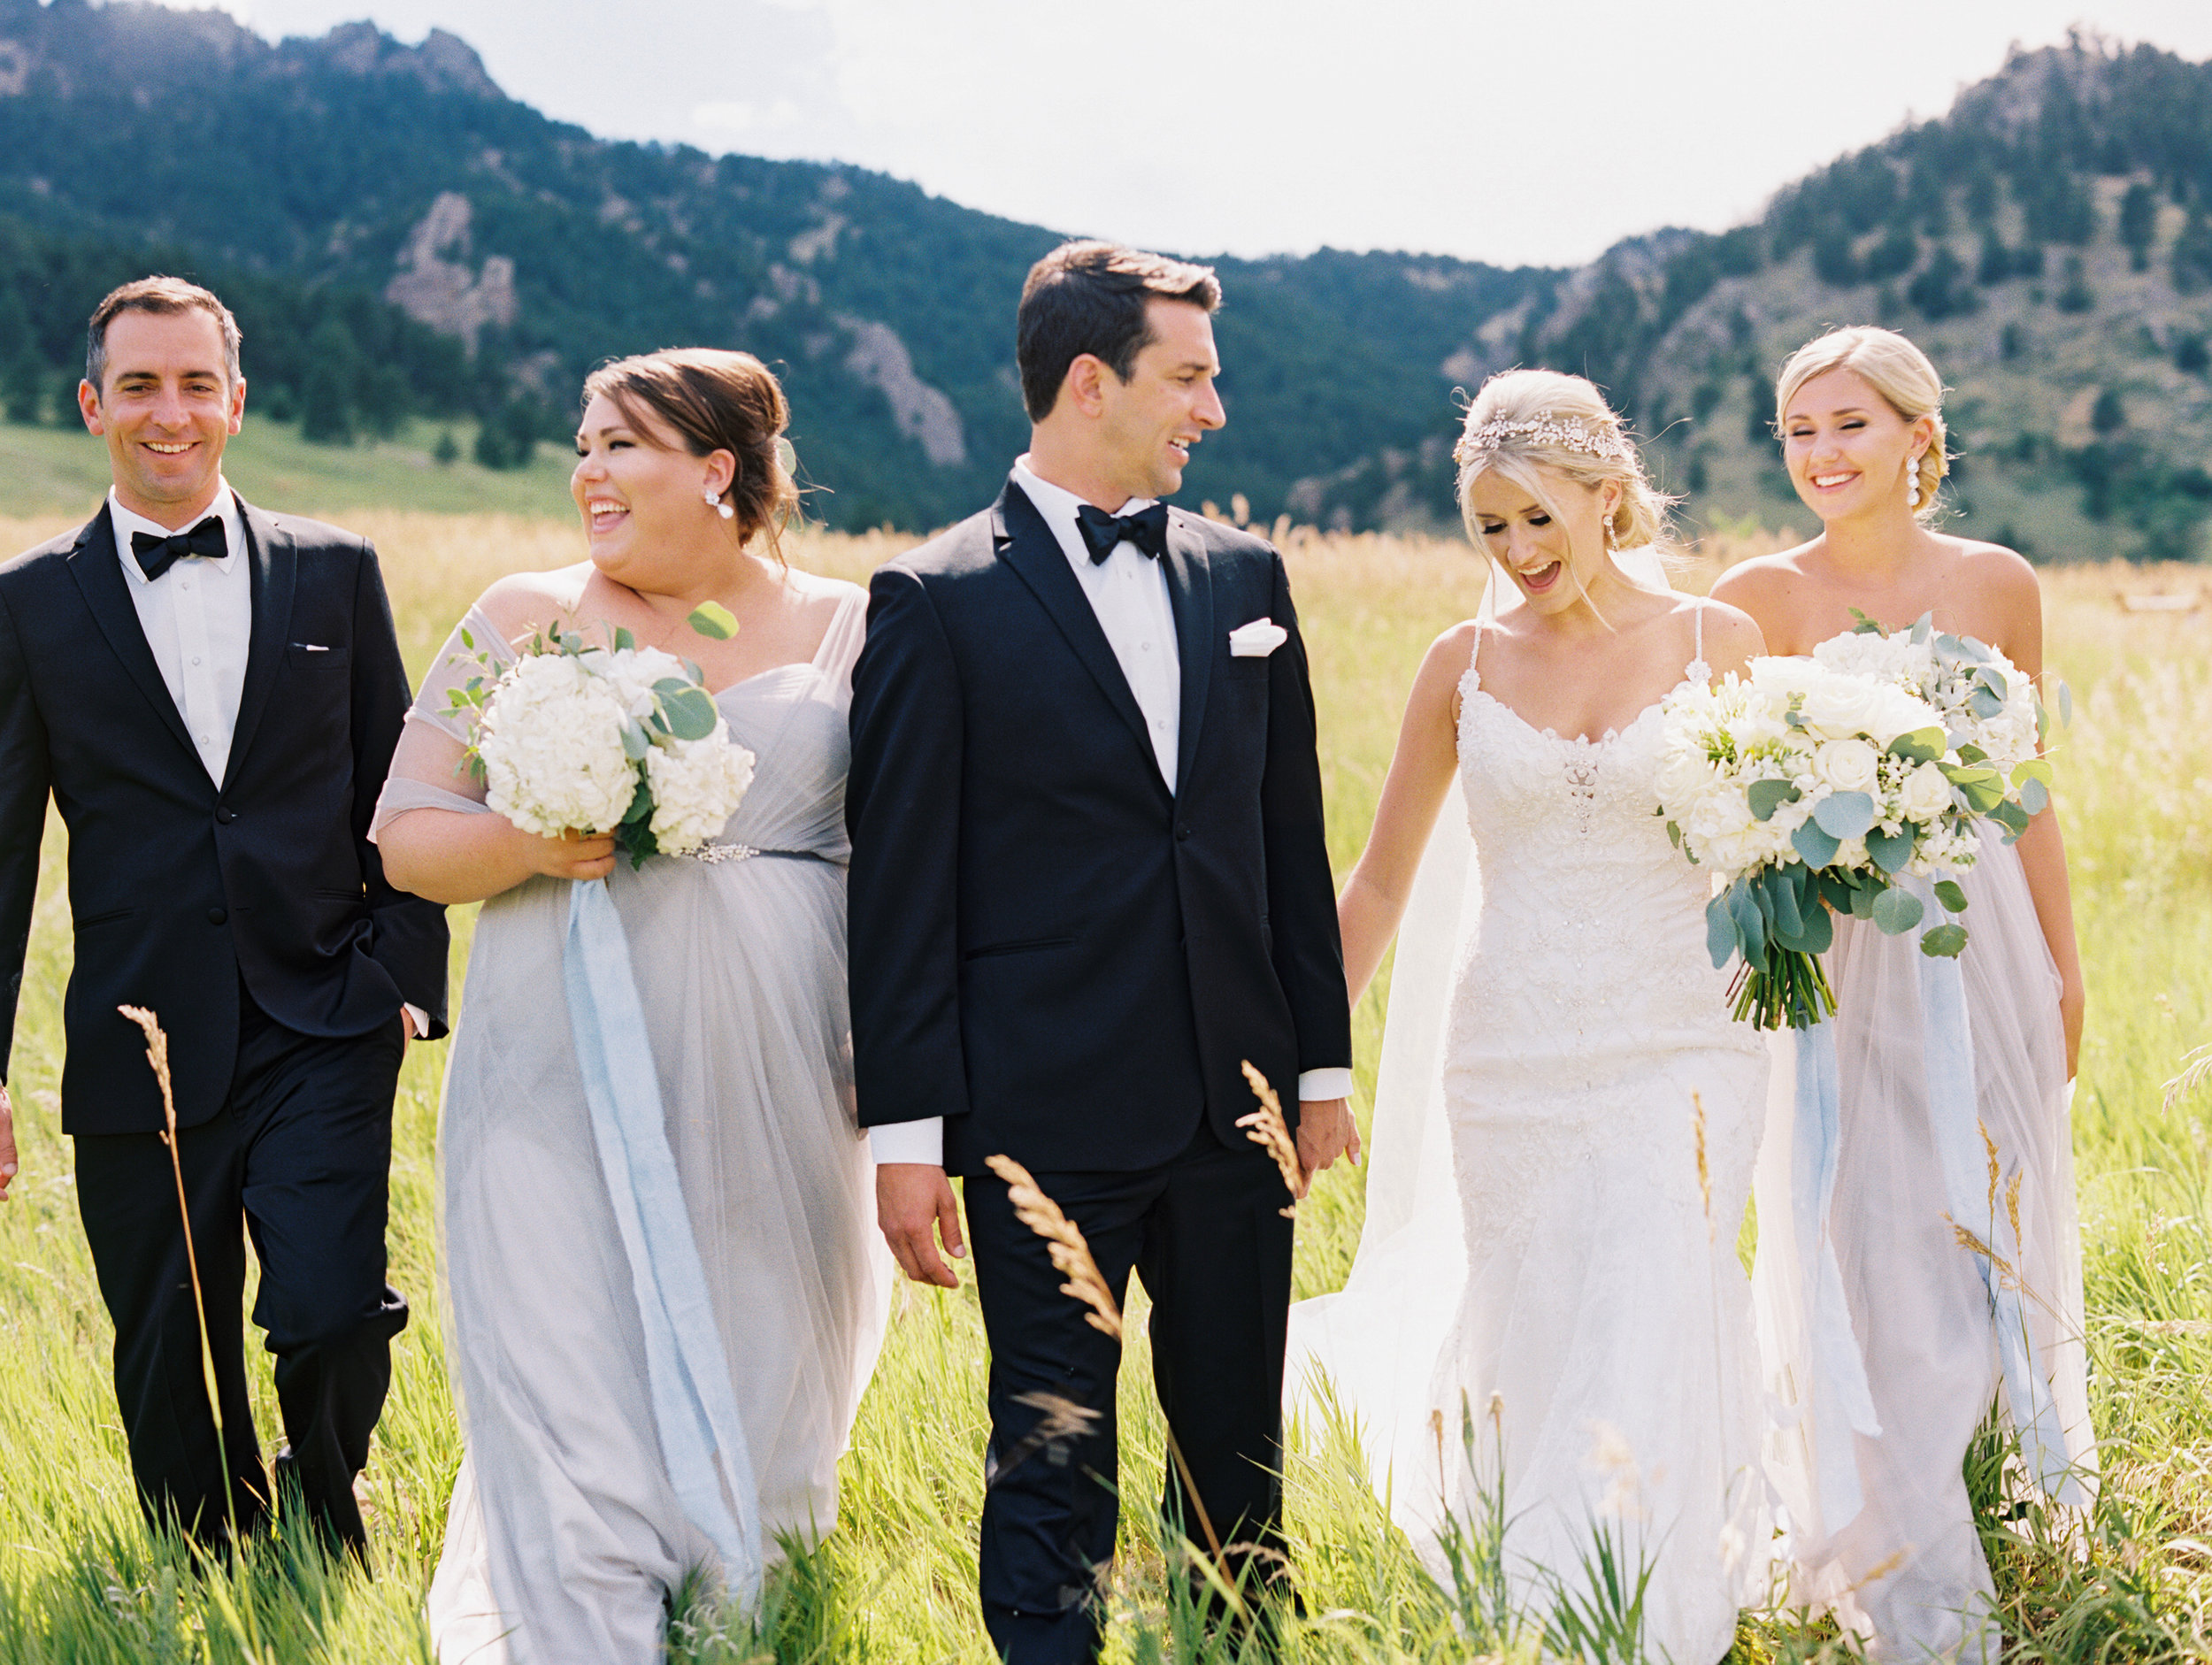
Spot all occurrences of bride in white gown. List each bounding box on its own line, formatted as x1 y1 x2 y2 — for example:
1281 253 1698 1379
375 350 887 1662
1292 371 1773 1663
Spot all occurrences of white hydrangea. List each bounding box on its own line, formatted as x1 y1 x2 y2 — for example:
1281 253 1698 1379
644 731 757 855
476 652 638 836
577 645 690 722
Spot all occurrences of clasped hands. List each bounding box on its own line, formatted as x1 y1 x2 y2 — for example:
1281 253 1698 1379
875 1096 1358 1288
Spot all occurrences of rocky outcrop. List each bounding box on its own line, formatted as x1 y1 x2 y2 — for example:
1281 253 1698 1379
839 318 965 467
383 192 518 350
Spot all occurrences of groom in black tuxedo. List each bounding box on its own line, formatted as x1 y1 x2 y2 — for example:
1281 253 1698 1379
849 242 1354 1662
0 278 447 1551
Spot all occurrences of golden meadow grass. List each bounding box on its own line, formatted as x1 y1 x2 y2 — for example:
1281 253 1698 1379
0 509 2208 1660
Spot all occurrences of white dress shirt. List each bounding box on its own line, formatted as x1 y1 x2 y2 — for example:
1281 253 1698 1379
870 459 1351 1168
111 483 428 1042
111 482 250 786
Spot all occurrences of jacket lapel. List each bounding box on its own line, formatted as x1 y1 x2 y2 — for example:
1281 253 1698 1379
64 506 197 759
1162 512 1213 801
993 482 1162 784
222 499 295 793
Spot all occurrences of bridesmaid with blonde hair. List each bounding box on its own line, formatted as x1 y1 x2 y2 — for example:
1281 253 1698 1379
1713 326 2095 1663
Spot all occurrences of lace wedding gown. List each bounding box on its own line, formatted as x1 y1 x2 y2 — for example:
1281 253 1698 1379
1291 610 1771 1665
372 576 888 1664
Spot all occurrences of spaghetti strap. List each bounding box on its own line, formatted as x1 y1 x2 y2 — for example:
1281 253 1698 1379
1690 601 1707 677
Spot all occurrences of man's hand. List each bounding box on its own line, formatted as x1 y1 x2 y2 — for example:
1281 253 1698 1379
0 1080 18 1201
1295 1097 1358 1187
878 1162 964 1288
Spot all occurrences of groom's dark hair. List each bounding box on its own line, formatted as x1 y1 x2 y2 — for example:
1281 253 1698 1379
1017 241 1220 422
87 276 242 393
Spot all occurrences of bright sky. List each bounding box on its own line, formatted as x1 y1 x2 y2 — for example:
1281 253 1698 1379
191 0 2212 269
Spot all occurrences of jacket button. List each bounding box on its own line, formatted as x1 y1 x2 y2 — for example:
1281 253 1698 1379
206 907 227 926
215 807 236 825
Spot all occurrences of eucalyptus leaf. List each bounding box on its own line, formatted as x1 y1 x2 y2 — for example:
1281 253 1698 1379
1817 871 1858 914
2018 777 2049 816
687 601 740 641
1932 879 1969 915
1793 818 1842 869
2057 679 2073 725
1849 882 1879 919
1764 867 1805 943
1706 894 1737 971
1909 612 1932 645
612 625 635 652
1888 726 1946 763
1747 779 1800 822
1730 882 1768 969
1796 901 1835 955
1970 687 2004 721
1920 922 1969 958
2012 758 2055 789
1865 825 1915 874
620 719 649 762
1990 800 2032 841
658 686 718 741
1812 790 1876 840
1870 886 1924 936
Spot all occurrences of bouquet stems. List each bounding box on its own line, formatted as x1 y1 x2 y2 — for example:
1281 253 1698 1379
1728 951 1838 1031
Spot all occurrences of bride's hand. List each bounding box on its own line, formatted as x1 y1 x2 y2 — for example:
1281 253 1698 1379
522 826 618 881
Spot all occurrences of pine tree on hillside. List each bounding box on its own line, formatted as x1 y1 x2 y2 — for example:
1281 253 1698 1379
2120 180 2158 272
301 319 362 445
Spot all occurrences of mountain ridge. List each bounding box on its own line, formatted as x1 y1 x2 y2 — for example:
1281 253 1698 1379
0 7 2203 555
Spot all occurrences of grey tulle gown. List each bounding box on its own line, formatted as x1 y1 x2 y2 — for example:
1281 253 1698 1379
371 575 888 1663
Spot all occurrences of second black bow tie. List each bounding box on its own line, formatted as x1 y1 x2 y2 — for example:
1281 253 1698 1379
1074 501 1170 564
131 517 227 581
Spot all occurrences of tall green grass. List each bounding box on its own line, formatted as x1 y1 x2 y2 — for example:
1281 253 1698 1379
0 516 2204 1661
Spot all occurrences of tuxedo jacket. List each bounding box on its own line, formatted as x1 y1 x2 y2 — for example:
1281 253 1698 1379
847 481 1351 1177
0 497 449 1136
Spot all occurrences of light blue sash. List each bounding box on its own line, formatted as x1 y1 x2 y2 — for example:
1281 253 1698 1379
1909 883 2084 1503
1790 1020 1882 1527
564 878 764 1605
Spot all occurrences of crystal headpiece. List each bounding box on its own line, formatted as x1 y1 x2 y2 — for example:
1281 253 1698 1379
1455 415 1635 468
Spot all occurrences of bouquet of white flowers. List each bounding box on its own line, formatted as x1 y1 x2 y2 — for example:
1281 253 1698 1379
1656 629 2047 1029
449 604 755 867
1812 610 2054 841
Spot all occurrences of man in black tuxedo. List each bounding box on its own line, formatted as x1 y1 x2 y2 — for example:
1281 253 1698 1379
849 242 1354 1662
0 277 447 1552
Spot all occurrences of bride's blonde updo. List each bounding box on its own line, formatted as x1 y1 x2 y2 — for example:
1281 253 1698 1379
1773 326 1950 521
1453 369 1674 562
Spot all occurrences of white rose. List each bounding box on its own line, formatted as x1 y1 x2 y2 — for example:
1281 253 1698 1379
1813 737 1880 794
1899 760 1954 823
1793 668 1885 740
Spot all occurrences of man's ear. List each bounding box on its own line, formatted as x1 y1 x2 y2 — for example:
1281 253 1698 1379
76 380 103 436
1062 353 1110 418
227 375 246 435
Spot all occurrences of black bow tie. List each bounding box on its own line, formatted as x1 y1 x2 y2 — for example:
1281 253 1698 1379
130 516 227 581
1074 501 1170 564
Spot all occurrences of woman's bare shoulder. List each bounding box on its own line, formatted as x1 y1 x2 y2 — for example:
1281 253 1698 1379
1708 541 1819 605
472 564 595 643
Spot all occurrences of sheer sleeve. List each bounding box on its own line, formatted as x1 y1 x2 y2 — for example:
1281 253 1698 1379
370 605 513 841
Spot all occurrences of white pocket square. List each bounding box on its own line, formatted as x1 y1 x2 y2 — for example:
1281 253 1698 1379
1228 618 1287 657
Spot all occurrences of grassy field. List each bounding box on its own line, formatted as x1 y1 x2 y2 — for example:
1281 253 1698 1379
0 509 2208 1661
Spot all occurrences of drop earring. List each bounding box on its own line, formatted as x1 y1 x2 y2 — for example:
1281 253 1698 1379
1905 464 1921 510
705 487 734 520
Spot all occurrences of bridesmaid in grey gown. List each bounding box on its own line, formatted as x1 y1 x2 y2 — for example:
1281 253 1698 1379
373 349 888 1662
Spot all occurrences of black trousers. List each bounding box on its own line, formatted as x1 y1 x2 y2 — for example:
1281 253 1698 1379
966 1124 1296 1665
73 987 407 1549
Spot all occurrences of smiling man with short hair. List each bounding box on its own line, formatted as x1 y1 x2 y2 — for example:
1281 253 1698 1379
0 275 447 1554
848 242 1354 1662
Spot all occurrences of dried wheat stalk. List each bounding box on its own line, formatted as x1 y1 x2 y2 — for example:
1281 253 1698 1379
1237 1061 1303 1215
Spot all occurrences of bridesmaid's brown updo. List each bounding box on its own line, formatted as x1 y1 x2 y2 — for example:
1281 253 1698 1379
580 348 801 560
